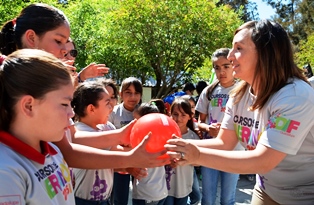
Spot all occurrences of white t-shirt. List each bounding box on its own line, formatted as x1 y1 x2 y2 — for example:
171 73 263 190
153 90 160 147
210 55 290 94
196 83 244 150
109 103 134 129
221 78 314 204
165 129 198 198
0 131 75 205
73 122 114 201
132 166 167 201
308 76 314 88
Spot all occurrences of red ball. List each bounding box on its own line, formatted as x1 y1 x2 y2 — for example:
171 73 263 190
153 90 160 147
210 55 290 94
130 113 181 158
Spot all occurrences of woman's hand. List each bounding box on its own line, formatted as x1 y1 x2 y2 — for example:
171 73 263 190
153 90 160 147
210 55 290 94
79 63 109 81
164 137 201 166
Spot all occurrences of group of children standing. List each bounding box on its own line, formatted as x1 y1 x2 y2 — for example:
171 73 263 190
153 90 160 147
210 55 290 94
0 3 243 205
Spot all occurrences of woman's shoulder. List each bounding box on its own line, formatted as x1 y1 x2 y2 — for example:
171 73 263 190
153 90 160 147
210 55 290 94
268 78 314 107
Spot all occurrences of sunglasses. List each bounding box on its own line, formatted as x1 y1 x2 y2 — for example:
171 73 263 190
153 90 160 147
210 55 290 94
64 49 78 58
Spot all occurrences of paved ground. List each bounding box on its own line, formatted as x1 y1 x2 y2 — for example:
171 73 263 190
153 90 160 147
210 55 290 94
127 174 255 204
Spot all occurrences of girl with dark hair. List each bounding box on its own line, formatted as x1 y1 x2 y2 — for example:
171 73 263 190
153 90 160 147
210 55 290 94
71 81 117 205
0 49 75 204
166 20 314 204
108 76 143 205
0 2 168 176
164 97 199 205
195 48 244 205
0 3 109 84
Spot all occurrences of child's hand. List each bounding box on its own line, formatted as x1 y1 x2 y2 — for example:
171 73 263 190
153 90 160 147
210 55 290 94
119 120 136 146
128 132 170 168
126 167 148 180
207 122 221 137
78 63 109 80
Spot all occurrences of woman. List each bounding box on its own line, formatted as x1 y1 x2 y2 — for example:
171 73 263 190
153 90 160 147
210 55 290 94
165 20 314 204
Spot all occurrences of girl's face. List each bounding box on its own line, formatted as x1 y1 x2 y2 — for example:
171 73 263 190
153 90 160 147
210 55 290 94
227 28 257 85
213 56 234 88
105 85 118 110
92 91 112 125
120 84 141 111
171 105 191 133
32 83 74 143
32 22 71 59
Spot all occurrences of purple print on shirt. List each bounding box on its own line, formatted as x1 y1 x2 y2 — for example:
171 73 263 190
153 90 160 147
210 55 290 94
89 171 107 201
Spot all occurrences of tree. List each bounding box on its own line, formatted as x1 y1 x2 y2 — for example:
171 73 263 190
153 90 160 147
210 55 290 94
295 33 314 68
102 0 242 98
216 0 259 21
263 0 314 45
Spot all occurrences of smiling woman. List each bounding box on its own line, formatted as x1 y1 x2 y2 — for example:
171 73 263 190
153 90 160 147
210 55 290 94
165 20 314 205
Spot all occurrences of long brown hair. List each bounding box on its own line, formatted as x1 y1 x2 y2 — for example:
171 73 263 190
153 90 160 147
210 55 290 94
230 20 307 110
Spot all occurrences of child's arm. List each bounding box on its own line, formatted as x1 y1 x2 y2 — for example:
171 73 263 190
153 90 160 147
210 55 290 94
71 121 135 149
54 133 169 169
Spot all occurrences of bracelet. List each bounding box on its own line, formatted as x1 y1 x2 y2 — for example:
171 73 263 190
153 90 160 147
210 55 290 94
78 74 84 83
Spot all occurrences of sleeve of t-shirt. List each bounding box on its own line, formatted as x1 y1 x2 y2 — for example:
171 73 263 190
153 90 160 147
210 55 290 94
258 89 314 155
195 87 210 115
0 169 26 204
220 96 235 131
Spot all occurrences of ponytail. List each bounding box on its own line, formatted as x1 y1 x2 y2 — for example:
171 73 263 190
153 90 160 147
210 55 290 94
0 20 17 55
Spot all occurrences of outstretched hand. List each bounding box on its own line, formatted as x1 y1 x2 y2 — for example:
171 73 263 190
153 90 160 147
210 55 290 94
79 63 109 80
164 137 200 166
128 132 170 168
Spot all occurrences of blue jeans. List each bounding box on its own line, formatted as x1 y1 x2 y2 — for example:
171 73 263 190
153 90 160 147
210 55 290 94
112 173 130 205
164 195 189 205
188 169 201 205
132 197 166 205
201 166 238 205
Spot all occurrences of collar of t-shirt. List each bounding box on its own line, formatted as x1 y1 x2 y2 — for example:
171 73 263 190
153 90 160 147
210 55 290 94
0 131 58 164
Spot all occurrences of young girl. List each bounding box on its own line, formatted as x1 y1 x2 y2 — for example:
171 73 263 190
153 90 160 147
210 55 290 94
164 97 199 205
70 81 118 205
181 95 201 205
132 103 168 205
0 49 75 204
0 3 168 171
195 48 243 205
108 76 143 205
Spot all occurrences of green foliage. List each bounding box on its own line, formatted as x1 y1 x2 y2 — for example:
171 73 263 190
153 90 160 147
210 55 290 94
1 0 243 98
103 0 242 97
295 33 314 68
263 0 314 46
216 0 259 21
0 0 66 25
